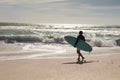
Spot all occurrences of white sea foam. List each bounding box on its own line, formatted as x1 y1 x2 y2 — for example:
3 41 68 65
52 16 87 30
0 24 120 47
0 23 120 60
89 39 117 47
0 43 120 60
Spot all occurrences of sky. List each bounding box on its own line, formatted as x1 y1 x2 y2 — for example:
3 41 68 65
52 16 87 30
0 0 120 25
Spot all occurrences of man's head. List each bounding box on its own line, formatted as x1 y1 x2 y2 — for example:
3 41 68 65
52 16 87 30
79 31 83 35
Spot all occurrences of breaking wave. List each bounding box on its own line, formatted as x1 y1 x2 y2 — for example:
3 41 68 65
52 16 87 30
0 22 120 47
0 35 120 47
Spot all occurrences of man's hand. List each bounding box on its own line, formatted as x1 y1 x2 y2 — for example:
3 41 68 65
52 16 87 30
74 45 76 47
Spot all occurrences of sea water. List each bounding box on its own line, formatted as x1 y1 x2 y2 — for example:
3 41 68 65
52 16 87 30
0 22 120 60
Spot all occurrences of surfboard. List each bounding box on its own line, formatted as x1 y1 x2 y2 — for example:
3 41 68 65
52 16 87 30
64 36 92 52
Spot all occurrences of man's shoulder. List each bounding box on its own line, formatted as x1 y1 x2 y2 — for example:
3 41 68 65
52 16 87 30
78 35 84 37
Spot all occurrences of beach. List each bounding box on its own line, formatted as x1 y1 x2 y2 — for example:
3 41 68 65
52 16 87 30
0 23 120 80
0 43 120 80
0 54 120 80
0 0 120 79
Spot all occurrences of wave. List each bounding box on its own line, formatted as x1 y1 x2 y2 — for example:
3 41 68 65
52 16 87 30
0 36 64 44
0 35 119 47
0 36 42 43
0 22 39 26
0 22 120 47
89 39 118 47
1 22 120 29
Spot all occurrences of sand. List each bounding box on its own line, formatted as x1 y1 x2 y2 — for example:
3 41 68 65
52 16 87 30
0 54 120 80
0 42 120 80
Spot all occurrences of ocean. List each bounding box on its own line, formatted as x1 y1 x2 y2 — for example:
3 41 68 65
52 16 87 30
0 22 120 60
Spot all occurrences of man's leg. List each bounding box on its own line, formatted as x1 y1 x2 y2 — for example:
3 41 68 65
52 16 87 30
77 50 80 61
79 52 84 61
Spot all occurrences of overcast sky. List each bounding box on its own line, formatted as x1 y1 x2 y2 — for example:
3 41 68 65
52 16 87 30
0 0 120 25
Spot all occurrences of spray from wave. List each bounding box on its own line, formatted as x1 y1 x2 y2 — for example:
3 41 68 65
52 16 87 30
0 22 120 47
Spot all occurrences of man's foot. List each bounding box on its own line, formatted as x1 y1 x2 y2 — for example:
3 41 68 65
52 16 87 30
76 60 84 64
81 57 85 62
76 60 80 64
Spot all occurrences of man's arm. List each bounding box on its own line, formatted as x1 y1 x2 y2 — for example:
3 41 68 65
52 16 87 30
83 36 85 41
74 36 79 47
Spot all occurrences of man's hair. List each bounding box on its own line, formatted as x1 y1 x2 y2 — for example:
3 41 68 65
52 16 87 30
79 31 83 34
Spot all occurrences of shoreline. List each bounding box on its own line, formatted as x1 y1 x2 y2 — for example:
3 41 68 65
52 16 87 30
0 42 120 60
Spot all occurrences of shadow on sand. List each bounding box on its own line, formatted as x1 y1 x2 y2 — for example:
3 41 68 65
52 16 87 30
63 60 97 64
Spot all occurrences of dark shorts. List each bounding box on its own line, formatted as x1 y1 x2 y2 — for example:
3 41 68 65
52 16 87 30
77 48 81 52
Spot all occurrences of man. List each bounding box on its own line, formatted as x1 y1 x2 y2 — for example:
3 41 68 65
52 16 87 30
74 31 85 62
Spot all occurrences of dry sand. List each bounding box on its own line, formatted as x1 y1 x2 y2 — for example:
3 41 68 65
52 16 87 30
0 54 120 80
